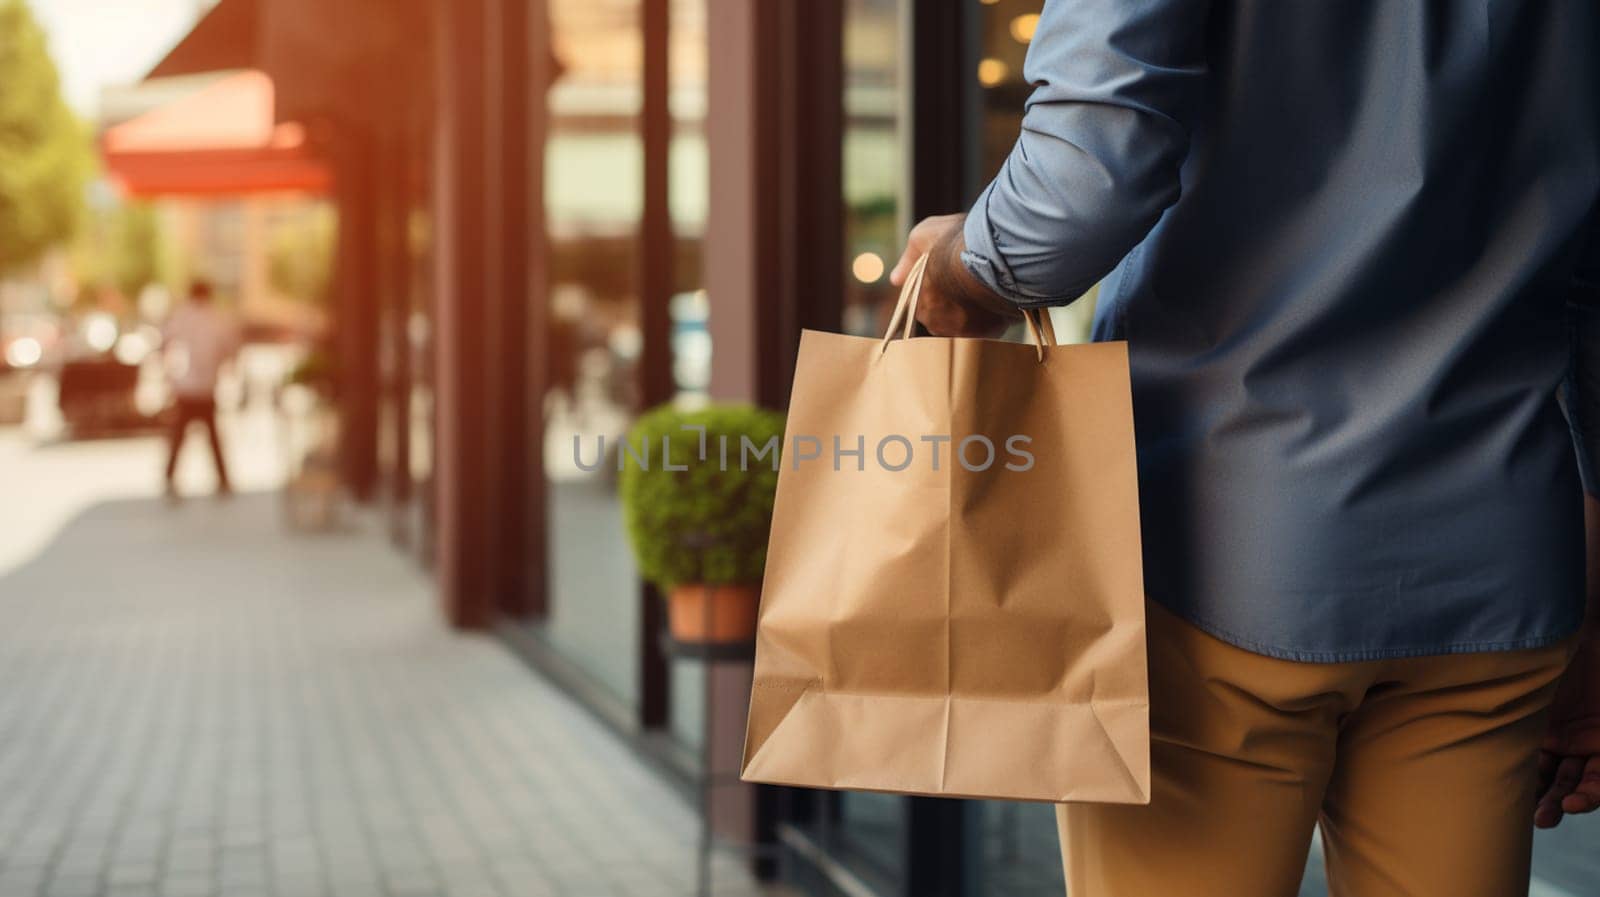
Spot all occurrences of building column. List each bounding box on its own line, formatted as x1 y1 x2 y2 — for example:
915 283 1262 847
432 0 493 628
431 0 550 629
701 0 844 875
376 129 413 539
703 0 765 405
636 0 674 729
485 0 549 621
334 127 381 502
703 0 843 407
517 0 554 622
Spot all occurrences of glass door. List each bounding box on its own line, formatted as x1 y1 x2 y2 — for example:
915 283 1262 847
841 0 905 339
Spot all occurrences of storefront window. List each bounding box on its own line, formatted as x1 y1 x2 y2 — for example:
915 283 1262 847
974 0 1038 181
836 792 904 880
540 0 646 710
973 802 1063 895
665 0 711 750
404 199 434 563
841 0 904 338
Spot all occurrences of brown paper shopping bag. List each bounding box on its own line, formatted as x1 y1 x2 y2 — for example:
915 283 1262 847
741 255 1149 804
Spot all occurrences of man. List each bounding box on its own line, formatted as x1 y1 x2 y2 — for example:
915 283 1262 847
891 2 1600 894
160 280 238 498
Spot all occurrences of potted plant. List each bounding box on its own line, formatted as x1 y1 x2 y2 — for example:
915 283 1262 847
280 346 343 530
620 403 784 646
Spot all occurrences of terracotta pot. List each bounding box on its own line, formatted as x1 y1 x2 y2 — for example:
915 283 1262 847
667 582 760 645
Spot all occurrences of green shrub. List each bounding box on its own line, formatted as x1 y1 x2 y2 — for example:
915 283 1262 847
619 403 785 590
286 348 337 394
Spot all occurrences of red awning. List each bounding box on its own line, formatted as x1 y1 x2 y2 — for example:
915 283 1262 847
102 71 331 198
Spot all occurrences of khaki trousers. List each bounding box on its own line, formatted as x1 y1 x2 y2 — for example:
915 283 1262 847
1059 603 1576 897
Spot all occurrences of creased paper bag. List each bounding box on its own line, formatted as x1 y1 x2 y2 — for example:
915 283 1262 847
741 256 1149 804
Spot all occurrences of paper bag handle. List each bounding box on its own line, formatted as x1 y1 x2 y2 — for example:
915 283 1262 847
879 253 928 351
878 252 1056 362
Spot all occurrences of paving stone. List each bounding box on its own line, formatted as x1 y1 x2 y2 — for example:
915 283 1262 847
105 865 160 886
43 877 103 897
155 877 212 897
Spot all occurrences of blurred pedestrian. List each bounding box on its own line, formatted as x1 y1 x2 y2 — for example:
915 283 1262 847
893 2 1600 894
160 280 239 498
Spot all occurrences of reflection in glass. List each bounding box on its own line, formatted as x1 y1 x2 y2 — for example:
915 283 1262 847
405 180 434 564
841 0 903 338
540 0 646 709
974 802 1063 896
666 0 711 749
667 0 709 404
836 792 904 880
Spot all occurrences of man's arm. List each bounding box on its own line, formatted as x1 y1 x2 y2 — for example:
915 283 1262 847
892 0 1211 330
1538 212 1600 829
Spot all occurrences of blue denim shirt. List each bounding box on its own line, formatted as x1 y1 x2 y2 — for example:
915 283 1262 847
963 0 1600 661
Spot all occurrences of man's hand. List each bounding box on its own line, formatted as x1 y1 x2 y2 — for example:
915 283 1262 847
1539 641 1600 828
889 214 1021 338
1536 494 1600 828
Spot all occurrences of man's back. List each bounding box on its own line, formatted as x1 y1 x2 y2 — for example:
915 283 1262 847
162 300 237 400
960 0 1600 659
913 2 1600 883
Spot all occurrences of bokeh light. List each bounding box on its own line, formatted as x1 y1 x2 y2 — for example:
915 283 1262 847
113 331 153 365
83 314 119 353
4 337 42 368
852 251 886 284
977 58 1009 87
1010 13 1040 43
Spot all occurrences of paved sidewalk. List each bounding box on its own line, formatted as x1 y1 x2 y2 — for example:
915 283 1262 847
0 439 771 897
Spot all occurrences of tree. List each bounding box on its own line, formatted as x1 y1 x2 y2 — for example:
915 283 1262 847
108 202 164 301
0 0 89 276
69 201 171 307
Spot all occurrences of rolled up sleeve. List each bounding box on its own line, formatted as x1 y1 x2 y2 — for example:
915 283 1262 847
963 0 1211 308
